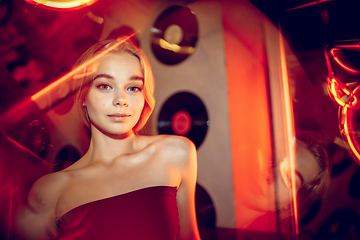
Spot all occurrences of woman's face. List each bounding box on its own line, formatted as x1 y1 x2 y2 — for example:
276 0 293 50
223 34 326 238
275 140 320 209
84 51 145 136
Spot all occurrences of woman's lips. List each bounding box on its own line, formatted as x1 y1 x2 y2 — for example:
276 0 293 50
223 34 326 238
108 114 131 121
109 113 130 117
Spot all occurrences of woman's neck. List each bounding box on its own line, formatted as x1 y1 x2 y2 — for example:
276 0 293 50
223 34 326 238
85 128 138 164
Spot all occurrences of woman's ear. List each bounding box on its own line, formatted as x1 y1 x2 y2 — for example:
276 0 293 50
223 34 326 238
83 102 86 106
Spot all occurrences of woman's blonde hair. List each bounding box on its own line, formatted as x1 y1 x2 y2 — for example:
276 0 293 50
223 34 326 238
295 130 331 211
279 130 331 220
72 37 155 133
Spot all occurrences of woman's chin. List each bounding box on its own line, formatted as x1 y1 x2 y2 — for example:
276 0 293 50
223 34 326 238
91 124 135 139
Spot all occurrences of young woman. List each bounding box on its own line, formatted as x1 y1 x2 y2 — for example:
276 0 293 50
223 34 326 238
15 38 201 240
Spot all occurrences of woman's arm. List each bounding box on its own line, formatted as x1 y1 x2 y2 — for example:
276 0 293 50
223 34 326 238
0 127 55 239
170 136 201 240
15 173 64 240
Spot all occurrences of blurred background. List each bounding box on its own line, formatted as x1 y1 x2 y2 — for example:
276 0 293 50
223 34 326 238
1 0 360 239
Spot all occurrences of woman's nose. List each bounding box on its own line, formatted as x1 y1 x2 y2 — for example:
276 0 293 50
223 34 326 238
113 90 128 107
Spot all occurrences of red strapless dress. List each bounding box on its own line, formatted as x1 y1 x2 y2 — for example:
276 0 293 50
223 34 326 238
56 186 179 240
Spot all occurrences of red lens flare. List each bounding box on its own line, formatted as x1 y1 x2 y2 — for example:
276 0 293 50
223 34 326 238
330 48 360 75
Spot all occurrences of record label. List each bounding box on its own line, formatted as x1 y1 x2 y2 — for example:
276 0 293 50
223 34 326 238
164 24 183 45
171 110 192 135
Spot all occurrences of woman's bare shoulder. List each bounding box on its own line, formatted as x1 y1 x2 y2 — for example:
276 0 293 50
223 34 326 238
140 134 194 150
142 135 196 164
28 171 69 211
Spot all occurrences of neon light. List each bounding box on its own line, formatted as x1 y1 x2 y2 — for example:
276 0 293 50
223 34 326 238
342 84 360 163
330 48 360 74
330 78 346 107
327 76 358 107
343 106 360 160
285 0 331 11
24 0 97 10
279 30 298 233
326 43 360 164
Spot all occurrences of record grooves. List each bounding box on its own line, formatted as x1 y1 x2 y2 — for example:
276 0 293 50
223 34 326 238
158 92 208 148
151 5 198 65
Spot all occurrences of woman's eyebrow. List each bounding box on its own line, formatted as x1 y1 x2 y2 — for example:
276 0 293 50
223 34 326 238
93 73 113 81
130 75 144 82
93 74 143 82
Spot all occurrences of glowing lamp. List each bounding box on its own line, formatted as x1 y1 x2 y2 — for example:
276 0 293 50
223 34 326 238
24 0 97 10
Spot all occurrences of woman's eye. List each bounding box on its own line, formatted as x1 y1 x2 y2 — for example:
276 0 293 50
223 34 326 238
127 86 142 93
96 84 112 90
284 174 301 190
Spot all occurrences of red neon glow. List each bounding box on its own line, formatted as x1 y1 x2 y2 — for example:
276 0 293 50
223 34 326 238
279 29 298 234
285 0 331 11
342 106 360 161
327 76 357 107
326 45 360 164
329 77 348 107
330 48 360 74
24 0 97 11
341 84 360 163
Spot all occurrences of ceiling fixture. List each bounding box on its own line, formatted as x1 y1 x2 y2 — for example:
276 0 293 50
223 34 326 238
24 0 97 10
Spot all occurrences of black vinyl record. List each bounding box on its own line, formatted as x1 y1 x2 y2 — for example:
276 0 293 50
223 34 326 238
158 92 208 148
151 5 198 65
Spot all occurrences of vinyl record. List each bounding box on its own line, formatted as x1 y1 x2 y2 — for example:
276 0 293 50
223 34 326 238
151 5 198 65
158 92 208 148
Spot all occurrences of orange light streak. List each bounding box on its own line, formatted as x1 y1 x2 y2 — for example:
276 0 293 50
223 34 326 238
279 29 298 234
330 48 360 74
0 35 135 132
31 36 133 105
